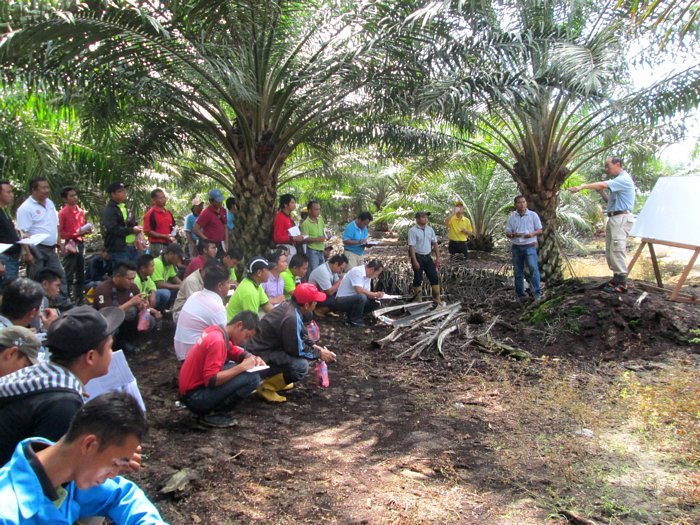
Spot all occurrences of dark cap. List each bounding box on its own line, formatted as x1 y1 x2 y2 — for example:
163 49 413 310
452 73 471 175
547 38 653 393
47 306 125 360
106 182 126 194
0 326 42 365
415 210 431 218
248 256 275 273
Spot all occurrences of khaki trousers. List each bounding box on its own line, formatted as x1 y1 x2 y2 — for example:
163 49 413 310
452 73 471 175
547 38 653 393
605 213 633 275
344 251 364 270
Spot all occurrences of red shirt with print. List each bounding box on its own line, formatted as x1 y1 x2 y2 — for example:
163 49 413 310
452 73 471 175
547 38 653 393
195 205 227 243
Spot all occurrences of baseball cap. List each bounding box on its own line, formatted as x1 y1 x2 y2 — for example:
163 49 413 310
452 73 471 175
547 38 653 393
47 306 125 360
191 196 203 206
248 256 275 273
208 189 225 203
0 326 42 364
293 283 327 305
415 210 431 218
106 182 126 194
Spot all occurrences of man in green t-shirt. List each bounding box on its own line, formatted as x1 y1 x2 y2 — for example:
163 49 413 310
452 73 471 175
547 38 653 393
281 253 308 298
300 200 327 273
226 257 274 321
222 246 243 287
135 254 169 313
152 243 183 308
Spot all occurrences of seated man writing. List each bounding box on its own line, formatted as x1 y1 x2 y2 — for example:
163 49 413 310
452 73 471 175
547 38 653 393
334 258 385 327
0 392 165 524
152 242 184 307
179 311 265 428
247 283 336 403
226 257 274 321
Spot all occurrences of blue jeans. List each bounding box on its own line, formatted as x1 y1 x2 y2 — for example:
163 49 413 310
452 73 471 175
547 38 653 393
110 246 138 266
155 289 171 311
252 349 309 385
306 248 325 274
512 244 541 298
182 363 260 415
0 254 19 292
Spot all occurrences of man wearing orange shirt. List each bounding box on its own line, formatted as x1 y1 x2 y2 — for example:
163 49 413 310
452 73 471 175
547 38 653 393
58 186 92 304
142 188 176 257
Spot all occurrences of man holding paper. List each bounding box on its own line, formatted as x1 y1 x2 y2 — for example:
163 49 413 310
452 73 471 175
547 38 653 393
179 311 264 428
505 195 543 300
272 194 303 255
59 186 91 304
342 211 373 269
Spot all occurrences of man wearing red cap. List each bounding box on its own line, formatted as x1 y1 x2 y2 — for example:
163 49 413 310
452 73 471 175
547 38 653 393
247 283 336 402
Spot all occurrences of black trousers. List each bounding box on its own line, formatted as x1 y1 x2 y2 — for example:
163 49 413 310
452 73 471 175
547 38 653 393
412 253 439 287
62 242 85 301
448 240 469 257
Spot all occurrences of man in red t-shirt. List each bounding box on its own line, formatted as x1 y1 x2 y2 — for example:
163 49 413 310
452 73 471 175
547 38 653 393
272 194 304 255
184 239 218 279
58 186 92 303
143 188 176 257
178 311 265 428
193 189 228 255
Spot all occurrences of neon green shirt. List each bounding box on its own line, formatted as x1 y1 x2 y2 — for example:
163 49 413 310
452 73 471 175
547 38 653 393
153 255 177 283
119 203 136 244
226 277 269 321
134 273 157 296
281 268 297 298
229 267 238 282
301 217 325 251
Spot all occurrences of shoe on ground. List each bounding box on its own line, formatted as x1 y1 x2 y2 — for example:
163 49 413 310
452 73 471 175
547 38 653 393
603 283 627 294
197 413 239 428
348 319 366 328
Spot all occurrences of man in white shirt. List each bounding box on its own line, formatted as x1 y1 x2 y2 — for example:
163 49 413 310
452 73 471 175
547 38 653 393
16 177 71 308
309 254 361 319
407 210 441 304
173 263 229 361
335 259 384 327
505 195 543 299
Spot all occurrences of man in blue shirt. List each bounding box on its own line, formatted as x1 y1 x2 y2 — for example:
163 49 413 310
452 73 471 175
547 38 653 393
505 196 543 300
569 156 636 293
342 211 373 269
0 392 164 524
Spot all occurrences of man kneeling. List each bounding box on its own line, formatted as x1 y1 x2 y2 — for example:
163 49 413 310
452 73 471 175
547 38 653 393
248 283 336 403
178 311 265 428
0 392 165 524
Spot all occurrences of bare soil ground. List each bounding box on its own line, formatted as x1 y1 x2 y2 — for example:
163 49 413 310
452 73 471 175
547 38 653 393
126 250 700 525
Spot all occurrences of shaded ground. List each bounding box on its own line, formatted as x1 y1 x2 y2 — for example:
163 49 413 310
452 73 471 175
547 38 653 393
126 253 700 524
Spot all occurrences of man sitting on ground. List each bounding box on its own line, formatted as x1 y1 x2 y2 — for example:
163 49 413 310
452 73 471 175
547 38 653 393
84 246 112 292
248 283 336 403
134 254 169 314
172 258 220 323
174 263 230 362
31 269 63 332
179 311 265 428
0 278 52 330
0 306 124 466
335 259 385 327
281 253 308 298
0 392 165 524
93 261 147 353
226 257 274 321
0 327 42 378
184 239 218 279
308 254 363 318
152 242 184 307
222 246 243 287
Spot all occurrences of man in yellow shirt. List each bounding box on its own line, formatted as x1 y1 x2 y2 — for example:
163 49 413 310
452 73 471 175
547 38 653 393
445 201 473 258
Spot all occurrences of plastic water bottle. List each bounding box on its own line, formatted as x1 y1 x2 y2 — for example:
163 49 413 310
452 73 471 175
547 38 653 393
137 308 151 331
315 361 329 388
306 320 320 341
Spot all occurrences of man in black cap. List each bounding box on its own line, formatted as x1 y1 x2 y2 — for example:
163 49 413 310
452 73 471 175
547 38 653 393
101 182 142 266
0 305 124 466
0 326 42 378
408 211 441 304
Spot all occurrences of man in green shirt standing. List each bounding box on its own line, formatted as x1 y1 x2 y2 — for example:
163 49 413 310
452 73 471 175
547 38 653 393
226 257 275 321
281 253 308 298
300 200 327 273
152 243 183 308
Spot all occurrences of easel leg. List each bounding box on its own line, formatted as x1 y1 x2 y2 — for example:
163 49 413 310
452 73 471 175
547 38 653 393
647 243 664 287
627 241 646 275
670 248 700 301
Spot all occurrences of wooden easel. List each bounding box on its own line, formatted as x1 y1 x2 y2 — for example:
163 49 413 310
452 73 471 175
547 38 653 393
627 238 700 304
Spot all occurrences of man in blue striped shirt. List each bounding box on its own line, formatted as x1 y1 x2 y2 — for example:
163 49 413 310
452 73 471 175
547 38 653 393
505 196 543 300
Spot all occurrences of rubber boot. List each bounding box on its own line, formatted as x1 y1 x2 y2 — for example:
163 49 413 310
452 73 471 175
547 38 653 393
411 286 423 302
281 382 294 391
431 284 442 305
256 373 287 403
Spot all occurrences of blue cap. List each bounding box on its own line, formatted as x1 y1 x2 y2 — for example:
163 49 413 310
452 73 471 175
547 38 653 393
208 189 225 203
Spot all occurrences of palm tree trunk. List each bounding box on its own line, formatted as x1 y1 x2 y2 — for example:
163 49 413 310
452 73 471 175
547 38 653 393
528 192 564 285
232 161 279 256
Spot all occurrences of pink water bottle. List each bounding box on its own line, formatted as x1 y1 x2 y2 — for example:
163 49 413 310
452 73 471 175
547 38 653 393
315 361 329 388
137 308 151 332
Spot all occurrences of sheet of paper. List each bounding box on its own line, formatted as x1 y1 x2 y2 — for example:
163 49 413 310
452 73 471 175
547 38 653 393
17 233 49 246
364 240 381 246
380 294 403 300
288 226 301 237
0 243 13 254
246 365 270 373
84 350 147 411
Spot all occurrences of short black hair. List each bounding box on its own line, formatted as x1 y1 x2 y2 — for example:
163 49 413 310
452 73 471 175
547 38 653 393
63 392 147 451
514 195 527 204
228 310 259 331
0 180 10 188
136 254 154 270
328 254 348 266
60 186 75 199
609 156 623 167
225 196 236 210
29 176 48 192
150 188 165 199
203 263 229 291
358 211 373 222
36 268 62 284
0 278 43 320
197 239 214 255
307 200 320 209
279 194 295 209
224 246 243 261
113 261 137 276
267 249 286 265
366 259 383 270
165 243 184 258
288 253 308 269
